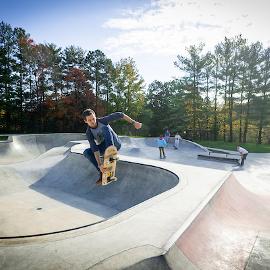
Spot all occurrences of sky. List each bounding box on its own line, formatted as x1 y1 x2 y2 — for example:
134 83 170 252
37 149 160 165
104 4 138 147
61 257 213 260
1 0 270 86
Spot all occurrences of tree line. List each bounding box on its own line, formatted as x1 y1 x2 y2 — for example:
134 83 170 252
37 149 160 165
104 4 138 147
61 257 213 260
147 35 270 144
0 21 144 134
1 21 270 143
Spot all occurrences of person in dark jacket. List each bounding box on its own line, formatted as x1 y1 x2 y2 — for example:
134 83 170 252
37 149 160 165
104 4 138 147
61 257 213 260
82 109 142 185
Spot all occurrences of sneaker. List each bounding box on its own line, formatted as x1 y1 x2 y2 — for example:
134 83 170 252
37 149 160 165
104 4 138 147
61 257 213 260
96 179 102 185
96 173 102 185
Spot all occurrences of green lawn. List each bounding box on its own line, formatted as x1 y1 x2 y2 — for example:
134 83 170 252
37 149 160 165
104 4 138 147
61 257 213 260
195 140 270 153
0 136 8 141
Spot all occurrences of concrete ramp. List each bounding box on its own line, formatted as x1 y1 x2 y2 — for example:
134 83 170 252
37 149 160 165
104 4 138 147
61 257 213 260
0 151 178 238
120 137 207 152
165 174 270 270
1 134 269 270
32 152 179 213
0 133 85 164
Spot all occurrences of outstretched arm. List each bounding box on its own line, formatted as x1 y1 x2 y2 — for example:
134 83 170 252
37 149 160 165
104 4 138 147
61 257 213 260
123 114 142 129
100 112 142 129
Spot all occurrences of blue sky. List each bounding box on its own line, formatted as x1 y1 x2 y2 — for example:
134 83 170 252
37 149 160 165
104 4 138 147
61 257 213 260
1 0 270 86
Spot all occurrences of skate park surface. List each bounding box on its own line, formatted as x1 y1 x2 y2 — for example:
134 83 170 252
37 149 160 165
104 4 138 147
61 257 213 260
0 134 269 269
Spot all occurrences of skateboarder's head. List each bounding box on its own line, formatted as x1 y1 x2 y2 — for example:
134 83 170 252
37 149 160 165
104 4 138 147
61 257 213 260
82 109 97 128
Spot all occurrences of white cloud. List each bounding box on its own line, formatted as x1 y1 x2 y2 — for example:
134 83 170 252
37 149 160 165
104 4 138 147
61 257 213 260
103 0 270 58
101 0 270 85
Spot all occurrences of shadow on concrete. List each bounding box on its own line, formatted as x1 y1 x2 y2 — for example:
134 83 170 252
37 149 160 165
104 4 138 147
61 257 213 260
30 152 179 220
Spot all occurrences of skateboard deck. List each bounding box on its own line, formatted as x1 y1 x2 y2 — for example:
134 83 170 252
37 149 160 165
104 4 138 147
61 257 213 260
101 145 118 185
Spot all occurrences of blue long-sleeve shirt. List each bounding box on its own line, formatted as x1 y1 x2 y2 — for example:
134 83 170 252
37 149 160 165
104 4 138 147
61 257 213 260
86 112 124 152
157 138 167 148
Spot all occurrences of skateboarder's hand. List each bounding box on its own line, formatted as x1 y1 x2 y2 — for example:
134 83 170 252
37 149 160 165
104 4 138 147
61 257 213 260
134 121 142 129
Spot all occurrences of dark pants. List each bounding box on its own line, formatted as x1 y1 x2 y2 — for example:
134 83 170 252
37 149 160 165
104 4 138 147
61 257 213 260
240 153 248 166
83 125 121 172
159 147 166 158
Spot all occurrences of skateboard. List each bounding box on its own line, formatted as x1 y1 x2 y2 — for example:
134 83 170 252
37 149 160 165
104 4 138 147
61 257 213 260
101 145 119 185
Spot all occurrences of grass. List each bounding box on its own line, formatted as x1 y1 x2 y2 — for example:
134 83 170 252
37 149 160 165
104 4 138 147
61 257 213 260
0 136 8 141
195 140 270 153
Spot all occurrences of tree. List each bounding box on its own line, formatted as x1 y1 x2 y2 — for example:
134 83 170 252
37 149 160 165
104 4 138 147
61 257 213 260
242 42 263 143
215 36 246 142
201 51 214 139
112 57 145 117
62 45 85 94
0 21 17 132
212 49 223 140
46 43 63 102
174 43 207 139
13 27 32 131
256 47 270 144
84 50 112 114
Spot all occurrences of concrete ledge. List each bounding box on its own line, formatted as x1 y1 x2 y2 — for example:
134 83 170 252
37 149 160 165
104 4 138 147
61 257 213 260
198 154 240 164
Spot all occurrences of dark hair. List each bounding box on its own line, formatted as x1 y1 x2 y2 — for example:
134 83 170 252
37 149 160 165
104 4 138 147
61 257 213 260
82 109 95 120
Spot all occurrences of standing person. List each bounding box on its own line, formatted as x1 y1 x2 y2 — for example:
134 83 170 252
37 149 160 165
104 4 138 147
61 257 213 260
174 132 182 149
82 109 142 185
237 145 249 166
157 135 167 159
164 129 170 143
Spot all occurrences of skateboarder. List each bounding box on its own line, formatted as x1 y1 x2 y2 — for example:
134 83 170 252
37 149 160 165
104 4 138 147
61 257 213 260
237 145 248 166
157 135 167 159
82 109 142 185
174 132 182 149
164 129 170 143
